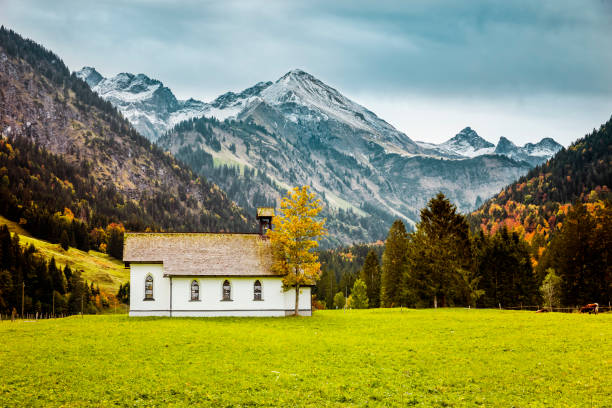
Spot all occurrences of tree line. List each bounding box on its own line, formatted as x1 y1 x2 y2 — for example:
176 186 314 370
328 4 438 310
0 226 101 316
316 192 611 310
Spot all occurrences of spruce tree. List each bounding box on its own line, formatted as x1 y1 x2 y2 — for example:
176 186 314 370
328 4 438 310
317 267 337 309
60 230 70 251
404 193 476 307
475 227 537 308
48 257 66 294
360 250 381 308
542 202 611 306
380 220 408 307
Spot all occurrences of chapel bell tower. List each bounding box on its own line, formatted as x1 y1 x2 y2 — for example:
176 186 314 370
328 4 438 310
256 207 275 235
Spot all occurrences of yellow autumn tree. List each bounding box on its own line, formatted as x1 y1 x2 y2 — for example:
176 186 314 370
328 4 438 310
267 186 327 316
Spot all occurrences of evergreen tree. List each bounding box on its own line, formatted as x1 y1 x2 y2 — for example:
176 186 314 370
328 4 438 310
316 267 338 309
360 250 381 308
60 230 70 251
541 202 611 305
474 228 538 308
0 224 97 314
404 193 475 307
117 282 130 304
106 224 125 260
63 265 73 289
380 220 407 307
48 257 66 294
349 279 369 309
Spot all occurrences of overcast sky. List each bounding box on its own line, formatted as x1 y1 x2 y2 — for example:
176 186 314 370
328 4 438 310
2 0 612 145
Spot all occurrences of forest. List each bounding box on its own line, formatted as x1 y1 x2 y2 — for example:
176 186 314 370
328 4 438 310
0 226 101 316
315 192 611 310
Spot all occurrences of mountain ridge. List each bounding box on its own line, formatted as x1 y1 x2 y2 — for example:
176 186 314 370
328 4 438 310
75 64 562 246
77 66 562 164
1 27 252 239
417 127 562 165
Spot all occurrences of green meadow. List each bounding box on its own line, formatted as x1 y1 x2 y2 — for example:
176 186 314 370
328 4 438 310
1 309 610 407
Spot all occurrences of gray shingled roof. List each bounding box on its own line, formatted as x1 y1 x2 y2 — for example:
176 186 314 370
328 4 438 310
123 233 278 277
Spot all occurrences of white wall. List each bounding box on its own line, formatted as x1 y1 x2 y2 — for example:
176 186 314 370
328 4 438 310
129 264 170 316
172 277 283 312
283 286 312 316
129 264 312 317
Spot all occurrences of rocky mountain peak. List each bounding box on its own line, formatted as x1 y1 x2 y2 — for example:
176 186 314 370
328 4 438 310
99 72 163 95
523 137 563 157
263 68 342 106
535 137 562 149
435 127 495 158
444 127 495 150
210 81 272 109
494 136 518 154
280 68 312 80
73 66 209 141
76 66 103 87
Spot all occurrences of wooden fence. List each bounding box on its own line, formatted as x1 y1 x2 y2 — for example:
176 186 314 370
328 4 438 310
499 305 612 313
0 312 73 321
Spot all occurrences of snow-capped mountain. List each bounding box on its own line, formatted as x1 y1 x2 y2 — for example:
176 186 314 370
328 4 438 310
439 127 496 157
76 67 208 141
76 67 422 154
523 138 562 157
223 69 420 154
76 66 561 245
493 136 562 166
417 127 495 158
418 128 562 165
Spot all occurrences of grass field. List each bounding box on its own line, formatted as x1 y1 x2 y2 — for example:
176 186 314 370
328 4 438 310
1 309 610 407
0 215 128 294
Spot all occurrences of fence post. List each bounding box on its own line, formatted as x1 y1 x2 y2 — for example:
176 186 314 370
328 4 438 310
21 281 25 318
498 303 501 310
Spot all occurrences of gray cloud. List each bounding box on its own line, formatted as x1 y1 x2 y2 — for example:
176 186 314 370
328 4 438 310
2 0 611 145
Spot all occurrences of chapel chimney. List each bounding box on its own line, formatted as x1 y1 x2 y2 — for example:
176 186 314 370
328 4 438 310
256 207 275 236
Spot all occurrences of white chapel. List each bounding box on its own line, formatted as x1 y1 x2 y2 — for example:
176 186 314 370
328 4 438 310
123 208 312 317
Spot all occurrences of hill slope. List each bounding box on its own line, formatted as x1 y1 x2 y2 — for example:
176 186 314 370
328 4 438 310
0 215 127 294
471 116 612 243
0 27 252 238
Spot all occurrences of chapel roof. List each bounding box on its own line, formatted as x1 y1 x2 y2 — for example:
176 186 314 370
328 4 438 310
123 233 278 277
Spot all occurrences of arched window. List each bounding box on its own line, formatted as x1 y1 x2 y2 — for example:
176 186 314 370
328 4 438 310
144 275 154 300
254 280 262 301
191 280 200 301
222 280 231 301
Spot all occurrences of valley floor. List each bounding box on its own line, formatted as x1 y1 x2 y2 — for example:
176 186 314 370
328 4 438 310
0 309 610 407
